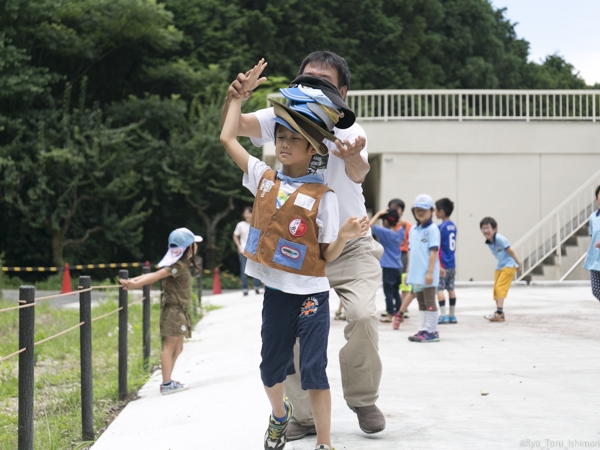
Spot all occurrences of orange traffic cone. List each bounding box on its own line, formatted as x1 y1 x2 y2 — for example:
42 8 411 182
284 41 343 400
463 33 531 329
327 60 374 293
212 268 222 295
61 263 72 293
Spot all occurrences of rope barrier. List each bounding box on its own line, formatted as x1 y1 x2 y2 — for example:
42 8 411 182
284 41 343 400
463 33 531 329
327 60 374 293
33 287 93 302
128 297 146 307
34 322 84 346
89 285 122 289
0 302 36 314
91 307 123 323
0 347 26 363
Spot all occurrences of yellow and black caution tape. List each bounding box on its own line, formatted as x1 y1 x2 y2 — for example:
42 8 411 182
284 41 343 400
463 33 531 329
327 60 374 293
2 262 149 272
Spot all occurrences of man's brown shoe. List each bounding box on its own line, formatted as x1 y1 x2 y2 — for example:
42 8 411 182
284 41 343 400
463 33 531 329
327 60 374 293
286 421 317 441
350 404 386 434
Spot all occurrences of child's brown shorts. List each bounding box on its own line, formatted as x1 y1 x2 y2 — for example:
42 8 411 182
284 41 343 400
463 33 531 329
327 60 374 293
160 305 191 338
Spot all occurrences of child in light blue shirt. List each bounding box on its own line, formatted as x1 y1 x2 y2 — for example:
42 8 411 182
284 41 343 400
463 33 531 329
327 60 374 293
584 185 600 302
405 194 441 343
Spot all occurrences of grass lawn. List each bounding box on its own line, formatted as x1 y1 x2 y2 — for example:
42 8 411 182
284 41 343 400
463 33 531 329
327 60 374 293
0 289 209 449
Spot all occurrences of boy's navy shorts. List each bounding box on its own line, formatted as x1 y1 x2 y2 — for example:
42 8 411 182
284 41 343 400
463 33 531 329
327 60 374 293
260 287 330 390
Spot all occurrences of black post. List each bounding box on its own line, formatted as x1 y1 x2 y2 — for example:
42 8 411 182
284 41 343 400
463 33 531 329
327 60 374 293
18 286 35 450
142 265 151 371
79 276 94 442
118 269 128 401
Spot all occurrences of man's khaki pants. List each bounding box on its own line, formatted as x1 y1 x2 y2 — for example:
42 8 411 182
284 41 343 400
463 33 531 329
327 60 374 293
283 237 384 425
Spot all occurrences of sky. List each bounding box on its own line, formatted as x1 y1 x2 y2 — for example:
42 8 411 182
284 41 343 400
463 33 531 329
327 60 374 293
490 0 600 85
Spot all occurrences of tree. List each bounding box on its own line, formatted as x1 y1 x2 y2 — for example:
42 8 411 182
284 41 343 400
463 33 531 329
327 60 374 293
1 80 149 267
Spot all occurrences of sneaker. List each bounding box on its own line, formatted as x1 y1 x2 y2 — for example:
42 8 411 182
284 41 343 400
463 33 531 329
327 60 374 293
255 288 261 294
379 315 392 323
448 316 458 324
380 311 389 318
408 330 426 342
160 380 189 395
264 400 293 450
413 331 440 343
334 310 346 321
286 421 316 441
350 404 386 434
484 311 505 322
243 290 249 297
438 315 450 324
315 446 332 450
403 311 410 319
392 313 402 330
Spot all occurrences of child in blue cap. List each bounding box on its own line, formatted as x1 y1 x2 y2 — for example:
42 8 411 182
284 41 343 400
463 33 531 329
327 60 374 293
119 227 202 394
405 194 441 343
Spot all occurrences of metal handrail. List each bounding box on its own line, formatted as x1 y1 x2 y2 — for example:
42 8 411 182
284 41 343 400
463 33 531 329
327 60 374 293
512 168 600 280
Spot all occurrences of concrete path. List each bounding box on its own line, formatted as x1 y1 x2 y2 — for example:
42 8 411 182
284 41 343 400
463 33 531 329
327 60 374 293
91 284 600 450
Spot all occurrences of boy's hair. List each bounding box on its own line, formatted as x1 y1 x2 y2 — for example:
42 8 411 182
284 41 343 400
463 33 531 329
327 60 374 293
435 198 454 217
480 217 498 229
242 206 252 214
595 185 600 199
382 209 399 227
297 51 351 89
388 198 405 211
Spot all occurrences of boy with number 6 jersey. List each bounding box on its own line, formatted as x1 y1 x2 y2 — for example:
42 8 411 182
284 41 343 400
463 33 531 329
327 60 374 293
435 198 458 324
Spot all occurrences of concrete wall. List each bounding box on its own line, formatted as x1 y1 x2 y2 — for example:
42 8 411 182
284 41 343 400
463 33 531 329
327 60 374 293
361 121 600 281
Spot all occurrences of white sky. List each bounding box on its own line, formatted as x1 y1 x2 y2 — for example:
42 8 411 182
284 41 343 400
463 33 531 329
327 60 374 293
490 0 600 85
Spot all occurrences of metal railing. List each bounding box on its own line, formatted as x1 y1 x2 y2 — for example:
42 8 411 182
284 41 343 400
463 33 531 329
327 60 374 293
512 168 600 281
270 90 600 122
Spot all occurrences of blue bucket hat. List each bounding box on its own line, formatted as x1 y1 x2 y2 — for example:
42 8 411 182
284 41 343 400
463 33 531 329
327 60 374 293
158 227 202 267
412 194 435 210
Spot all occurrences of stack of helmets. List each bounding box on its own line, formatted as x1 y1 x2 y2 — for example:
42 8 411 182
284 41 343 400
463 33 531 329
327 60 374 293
268 75 356 155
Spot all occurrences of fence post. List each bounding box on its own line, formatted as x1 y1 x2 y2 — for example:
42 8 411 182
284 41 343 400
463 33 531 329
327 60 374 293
142 265 151 371
197 256 203 310
79 276 94 442
18 286 35 450
118 269 129 401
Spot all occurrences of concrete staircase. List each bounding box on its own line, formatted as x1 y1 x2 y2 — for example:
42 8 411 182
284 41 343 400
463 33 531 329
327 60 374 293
528 224 590 281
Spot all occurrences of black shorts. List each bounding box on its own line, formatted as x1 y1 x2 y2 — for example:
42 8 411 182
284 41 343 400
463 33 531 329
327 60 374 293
260 288 330 390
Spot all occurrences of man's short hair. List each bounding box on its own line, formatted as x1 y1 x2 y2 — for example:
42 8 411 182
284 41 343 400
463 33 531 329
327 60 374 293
435 198 454 217
480 217 498 229
388 198 405 211
297 51 351 90
595 184 600 199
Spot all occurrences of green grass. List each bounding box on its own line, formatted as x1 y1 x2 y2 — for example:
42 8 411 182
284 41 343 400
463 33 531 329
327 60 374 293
0 291 212 449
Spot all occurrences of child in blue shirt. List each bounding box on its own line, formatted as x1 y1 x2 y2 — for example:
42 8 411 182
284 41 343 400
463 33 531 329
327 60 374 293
584 185 600 302
405 194 441 343
435 198 458 324
370 208 405 321
480 217 521 322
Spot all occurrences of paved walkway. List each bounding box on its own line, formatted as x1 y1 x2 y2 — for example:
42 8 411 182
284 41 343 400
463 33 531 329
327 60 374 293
91 284 600 450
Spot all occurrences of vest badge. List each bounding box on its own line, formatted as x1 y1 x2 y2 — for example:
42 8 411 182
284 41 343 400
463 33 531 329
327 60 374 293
280 245 301 259
289 218 308 237
260 179 275 198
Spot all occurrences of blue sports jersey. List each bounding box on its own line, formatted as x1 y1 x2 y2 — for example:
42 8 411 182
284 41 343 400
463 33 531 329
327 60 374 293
438 220 457 269
372 225 404 269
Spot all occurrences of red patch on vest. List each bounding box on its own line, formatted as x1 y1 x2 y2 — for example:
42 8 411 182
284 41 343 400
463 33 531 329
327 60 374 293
288 218 307 237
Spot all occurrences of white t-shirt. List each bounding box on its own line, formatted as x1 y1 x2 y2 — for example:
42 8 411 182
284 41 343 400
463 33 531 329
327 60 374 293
251 107 370 236
233 221 251 250
243 155 339 294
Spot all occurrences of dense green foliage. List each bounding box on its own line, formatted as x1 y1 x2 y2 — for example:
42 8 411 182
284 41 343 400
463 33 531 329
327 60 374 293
0 0 589 277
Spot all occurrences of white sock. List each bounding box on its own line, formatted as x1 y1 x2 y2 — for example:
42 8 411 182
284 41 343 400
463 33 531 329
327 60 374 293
440 305 447 316
418 310 427 331
427 311 439 333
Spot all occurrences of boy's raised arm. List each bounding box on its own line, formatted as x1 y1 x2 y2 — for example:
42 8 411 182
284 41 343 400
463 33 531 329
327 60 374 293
220 59 268 174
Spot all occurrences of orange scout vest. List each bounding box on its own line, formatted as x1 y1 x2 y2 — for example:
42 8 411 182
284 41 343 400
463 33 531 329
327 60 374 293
243 169 332 277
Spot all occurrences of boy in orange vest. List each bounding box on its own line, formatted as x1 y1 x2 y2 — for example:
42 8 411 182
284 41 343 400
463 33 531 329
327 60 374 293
220 59 368 450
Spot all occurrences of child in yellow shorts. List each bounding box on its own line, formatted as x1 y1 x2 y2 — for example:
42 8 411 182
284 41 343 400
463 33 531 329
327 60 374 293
480 217 521 322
